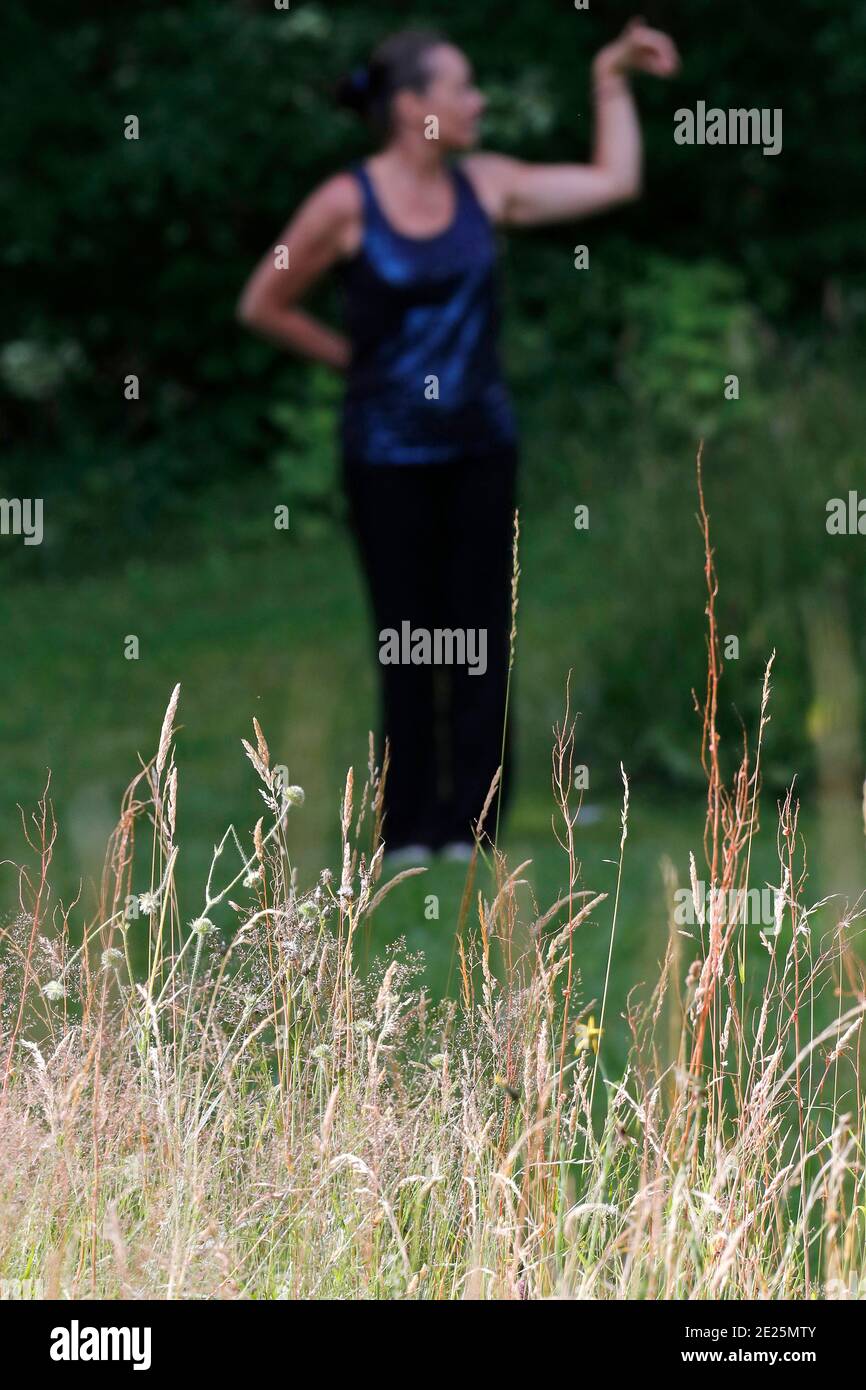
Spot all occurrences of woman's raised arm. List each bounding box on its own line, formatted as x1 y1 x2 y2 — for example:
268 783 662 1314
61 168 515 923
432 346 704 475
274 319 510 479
464 19 679 227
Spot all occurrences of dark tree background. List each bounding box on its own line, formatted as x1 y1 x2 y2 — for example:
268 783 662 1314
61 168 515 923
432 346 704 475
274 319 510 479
2 0 865 785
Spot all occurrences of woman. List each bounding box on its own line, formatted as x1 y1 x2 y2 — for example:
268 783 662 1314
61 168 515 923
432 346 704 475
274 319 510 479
238 20 679 861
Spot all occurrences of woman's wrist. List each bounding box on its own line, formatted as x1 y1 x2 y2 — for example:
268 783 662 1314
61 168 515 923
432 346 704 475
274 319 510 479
592 46 631 90
593 71 632 105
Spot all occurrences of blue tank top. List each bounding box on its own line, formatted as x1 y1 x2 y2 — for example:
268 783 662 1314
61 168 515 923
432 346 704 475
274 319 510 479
339 161 517 465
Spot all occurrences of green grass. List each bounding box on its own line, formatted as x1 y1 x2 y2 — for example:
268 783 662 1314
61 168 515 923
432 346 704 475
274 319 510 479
0 495 810 1074
1 483 864 1299
1 661 862 1299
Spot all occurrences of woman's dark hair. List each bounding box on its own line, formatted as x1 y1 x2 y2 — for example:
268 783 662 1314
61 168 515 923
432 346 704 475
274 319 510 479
335 29 446 138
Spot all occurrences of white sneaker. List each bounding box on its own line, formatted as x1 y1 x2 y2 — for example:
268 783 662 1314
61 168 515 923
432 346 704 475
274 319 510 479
440 841 475 863
385 843 433 866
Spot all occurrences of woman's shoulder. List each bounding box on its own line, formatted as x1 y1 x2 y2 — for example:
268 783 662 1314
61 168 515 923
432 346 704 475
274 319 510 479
307 170 365 221
296 171 365 258
459 153 523 224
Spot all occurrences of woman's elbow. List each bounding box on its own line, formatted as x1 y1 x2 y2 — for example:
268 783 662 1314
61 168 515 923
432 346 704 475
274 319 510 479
235 292 259 329
613 175 642 206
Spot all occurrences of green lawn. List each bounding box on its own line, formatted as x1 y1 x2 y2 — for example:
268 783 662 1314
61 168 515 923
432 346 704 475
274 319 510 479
0 493 840 1072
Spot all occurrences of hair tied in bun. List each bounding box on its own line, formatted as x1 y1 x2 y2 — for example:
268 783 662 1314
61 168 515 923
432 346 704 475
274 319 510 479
335 31 444 133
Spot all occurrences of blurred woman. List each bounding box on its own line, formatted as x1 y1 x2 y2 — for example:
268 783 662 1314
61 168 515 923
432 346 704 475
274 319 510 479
238 20 679 860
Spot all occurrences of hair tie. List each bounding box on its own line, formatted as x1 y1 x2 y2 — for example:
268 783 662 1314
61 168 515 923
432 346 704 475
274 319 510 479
350 66 370 96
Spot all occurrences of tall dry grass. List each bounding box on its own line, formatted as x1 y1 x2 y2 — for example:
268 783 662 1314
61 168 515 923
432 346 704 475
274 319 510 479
1 458 864 1299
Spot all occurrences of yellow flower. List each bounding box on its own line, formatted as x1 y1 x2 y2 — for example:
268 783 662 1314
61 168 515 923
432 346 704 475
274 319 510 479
575 1015 602 1055
494 1074 520 1101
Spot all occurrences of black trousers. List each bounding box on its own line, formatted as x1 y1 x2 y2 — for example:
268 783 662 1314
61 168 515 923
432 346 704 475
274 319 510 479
344 448 517 850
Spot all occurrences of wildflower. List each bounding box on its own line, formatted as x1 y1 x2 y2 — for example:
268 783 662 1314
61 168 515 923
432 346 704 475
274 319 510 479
101 947 124 969
190 916 216 937
311 1044 332 1062
494 1074 520 1101
137 891 160 916
284 785 305 807
575 1015 603 1056
243 866 263 888
42 980 65 1001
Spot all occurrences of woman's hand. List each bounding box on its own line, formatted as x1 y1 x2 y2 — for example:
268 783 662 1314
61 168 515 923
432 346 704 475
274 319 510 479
593 18 680 83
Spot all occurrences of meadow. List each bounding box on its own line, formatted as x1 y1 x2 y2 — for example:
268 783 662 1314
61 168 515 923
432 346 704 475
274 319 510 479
2 0 865 1305
1 465 864 1299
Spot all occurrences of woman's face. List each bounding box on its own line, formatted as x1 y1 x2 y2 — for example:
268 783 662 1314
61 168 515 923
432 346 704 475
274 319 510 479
397 44 486 150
